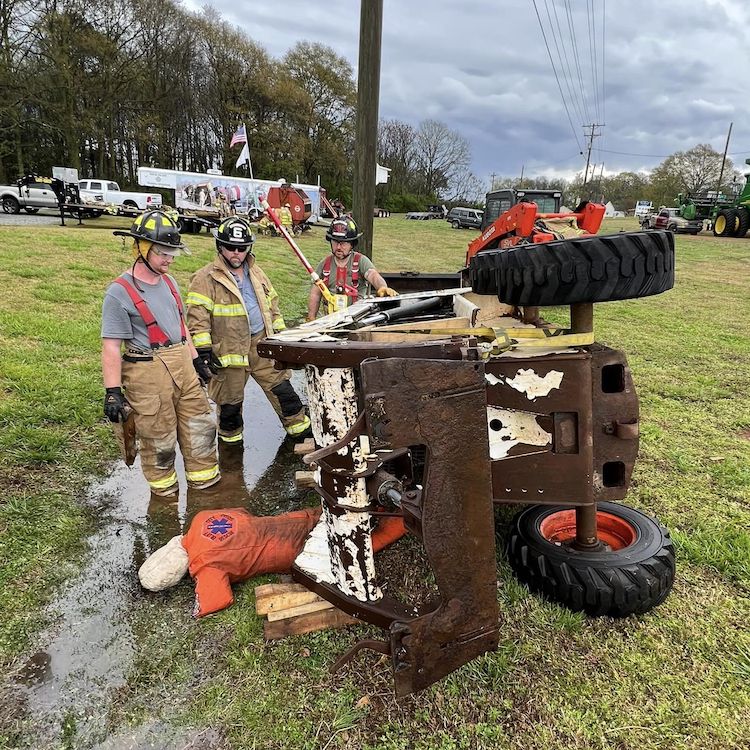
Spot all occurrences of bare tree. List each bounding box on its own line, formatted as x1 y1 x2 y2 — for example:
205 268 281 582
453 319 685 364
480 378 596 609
413 119 471 198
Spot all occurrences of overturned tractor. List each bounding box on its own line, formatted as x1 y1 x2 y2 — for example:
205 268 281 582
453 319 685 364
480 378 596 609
258 207 676 697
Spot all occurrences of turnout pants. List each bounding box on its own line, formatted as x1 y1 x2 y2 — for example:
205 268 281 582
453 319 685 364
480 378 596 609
208 332 308 443
122 343 220 495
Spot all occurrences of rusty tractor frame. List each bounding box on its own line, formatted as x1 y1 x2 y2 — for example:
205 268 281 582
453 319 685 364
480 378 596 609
258 229 677 697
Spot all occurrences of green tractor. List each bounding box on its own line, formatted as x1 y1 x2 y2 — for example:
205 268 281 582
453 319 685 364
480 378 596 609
677 158 750 237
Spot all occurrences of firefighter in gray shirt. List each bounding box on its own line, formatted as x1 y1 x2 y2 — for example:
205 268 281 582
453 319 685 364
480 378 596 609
101 210 220 496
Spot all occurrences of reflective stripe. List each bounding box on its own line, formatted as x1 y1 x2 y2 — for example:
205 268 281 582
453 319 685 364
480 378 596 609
219 353 249 367
267 289 279 302
186 292 214 310
214 303 246 316
285 415 311 436
148 471 178 489
219 432 243 443
272 317 286 332
192 331 212 347
186 464 220 483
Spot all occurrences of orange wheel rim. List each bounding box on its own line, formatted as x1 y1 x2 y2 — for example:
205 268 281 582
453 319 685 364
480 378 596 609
539 510 637 551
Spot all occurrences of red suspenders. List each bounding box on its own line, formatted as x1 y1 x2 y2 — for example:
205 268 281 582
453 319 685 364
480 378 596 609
113 275 187 348
321 252 361 302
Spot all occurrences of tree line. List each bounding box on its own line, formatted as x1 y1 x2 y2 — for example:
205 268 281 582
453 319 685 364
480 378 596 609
1 0 744 213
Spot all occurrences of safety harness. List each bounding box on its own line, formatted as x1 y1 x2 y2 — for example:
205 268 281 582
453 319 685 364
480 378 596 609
322 252 361 303
114 275 187 348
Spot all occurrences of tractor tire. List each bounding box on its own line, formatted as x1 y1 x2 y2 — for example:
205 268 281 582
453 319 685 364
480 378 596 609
469 230 675 306
713 209 737 237
23 206 39 214
506 502 675 617
735 207 750 238
2 196 20 214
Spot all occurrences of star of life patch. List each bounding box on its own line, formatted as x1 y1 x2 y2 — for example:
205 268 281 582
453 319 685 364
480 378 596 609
202 513 235 542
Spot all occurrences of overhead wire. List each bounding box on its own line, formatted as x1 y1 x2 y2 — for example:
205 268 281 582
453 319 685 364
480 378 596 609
530 0 583 152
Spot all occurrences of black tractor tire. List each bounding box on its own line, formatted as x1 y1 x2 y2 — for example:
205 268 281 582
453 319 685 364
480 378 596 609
735 207 750 238
469 230 675 306
2 196 20 214
713 208 737 237
506 502 675 617
23 206 39 214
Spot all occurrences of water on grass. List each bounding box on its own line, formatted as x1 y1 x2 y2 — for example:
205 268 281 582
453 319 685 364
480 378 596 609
8 373 309 748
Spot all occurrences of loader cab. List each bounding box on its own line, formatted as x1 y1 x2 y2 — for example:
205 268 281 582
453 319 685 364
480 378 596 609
482 188 562 230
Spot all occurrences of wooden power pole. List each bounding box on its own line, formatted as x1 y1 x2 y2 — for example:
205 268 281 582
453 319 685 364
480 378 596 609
352 0 383 260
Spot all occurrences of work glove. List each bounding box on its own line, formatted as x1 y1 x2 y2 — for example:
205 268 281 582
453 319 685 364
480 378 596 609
104 387 130 423
196 348 222 375
193 356 214 386
376 286 398 298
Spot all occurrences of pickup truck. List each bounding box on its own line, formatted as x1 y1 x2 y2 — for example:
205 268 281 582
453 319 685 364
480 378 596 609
641 207 702 235
1 176 62 214
78 179 162 211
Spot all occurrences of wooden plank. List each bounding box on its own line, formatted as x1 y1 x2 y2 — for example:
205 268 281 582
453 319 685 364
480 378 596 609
266 598 335 622
295 470 317 489
294 438 316 456
263 607 358 640
254 582 304 600
256 588 323 616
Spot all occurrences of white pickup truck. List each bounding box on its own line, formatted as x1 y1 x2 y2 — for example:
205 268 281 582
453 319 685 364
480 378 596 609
78 179 162 211
1 176 61 214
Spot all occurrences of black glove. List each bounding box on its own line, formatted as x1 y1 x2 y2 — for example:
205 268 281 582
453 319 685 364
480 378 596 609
196 348 222 375
104 386 129 423
193 356 214 386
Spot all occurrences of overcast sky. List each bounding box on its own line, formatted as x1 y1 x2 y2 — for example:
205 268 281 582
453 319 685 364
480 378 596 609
184 0 750 185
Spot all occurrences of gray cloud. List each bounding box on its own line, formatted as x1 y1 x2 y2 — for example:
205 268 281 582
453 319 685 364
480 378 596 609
186 0 750 182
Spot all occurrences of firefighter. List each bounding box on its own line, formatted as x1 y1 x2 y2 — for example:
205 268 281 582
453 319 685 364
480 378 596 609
278 202 293 229
306 216 397 320
186 216 311 444
101 210 220 497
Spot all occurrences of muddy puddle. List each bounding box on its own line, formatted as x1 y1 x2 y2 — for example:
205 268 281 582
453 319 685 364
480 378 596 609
6 373 310 749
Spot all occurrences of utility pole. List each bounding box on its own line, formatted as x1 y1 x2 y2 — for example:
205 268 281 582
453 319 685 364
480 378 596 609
519 164 524 189
490 172 496 190
582 124 604 187
715 121 733 203
352 0 383 260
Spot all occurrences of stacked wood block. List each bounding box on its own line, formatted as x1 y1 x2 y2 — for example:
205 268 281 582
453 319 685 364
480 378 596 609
255 582 357 640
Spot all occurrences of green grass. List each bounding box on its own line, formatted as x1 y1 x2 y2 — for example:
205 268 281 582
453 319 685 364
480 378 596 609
0 215 749 749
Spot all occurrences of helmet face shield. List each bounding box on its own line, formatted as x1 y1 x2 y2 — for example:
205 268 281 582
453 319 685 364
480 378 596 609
114 210 189 256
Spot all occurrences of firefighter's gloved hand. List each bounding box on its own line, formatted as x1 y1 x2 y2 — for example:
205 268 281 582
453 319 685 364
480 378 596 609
104 387 129 423
376 286 398 298
196 348 221 374
193 356 214 386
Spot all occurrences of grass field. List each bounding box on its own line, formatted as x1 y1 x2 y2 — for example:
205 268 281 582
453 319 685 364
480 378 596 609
0 215 748 749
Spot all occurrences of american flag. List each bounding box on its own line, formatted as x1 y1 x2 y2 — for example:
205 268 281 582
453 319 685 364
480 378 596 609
229 124 247 148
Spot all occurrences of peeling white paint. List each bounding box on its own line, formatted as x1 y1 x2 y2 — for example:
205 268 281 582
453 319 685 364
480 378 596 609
294 516 336 586
487 406 552 459
496 347 577 358
505 368 563 400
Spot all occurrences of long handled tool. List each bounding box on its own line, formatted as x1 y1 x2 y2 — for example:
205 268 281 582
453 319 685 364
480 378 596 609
258 195 342 315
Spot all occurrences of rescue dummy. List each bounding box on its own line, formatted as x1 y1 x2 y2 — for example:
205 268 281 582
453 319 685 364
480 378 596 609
306 217 398 319
138 507 406 617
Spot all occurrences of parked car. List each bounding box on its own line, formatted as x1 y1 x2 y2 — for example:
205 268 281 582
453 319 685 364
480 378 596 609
644 207 702 235
78 179 162 211
1 176 60 214
446 207 483 229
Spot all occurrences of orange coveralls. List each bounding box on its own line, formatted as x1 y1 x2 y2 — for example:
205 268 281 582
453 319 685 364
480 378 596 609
182 507 406 617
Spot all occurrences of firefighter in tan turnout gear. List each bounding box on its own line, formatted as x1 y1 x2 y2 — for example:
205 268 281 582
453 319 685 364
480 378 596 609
186 217 310 444
101 210 220 496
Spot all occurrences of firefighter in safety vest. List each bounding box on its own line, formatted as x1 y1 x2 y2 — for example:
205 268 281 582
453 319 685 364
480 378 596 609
186 217 311 444
101 210 220 497
306 216 397 320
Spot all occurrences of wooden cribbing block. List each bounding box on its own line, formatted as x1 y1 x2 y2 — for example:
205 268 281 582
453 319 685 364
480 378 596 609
255 582 357 640
295 470 317 489
263 608 358 641
293 438 316 456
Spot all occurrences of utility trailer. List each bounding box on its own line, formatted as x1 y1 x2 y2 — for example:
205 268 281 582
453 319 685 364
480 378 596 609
258 225 677 697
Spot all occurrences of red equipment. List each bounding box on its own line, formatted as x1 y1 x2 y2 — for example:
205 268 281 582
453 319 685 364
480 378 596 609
465 200 606 266
266 184 312 226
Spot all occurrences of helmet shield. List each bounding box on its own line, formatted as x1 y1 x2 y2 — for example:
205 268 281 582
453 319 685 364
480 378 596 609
325 217 362 244
212 217 255 249
113 210 189 256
